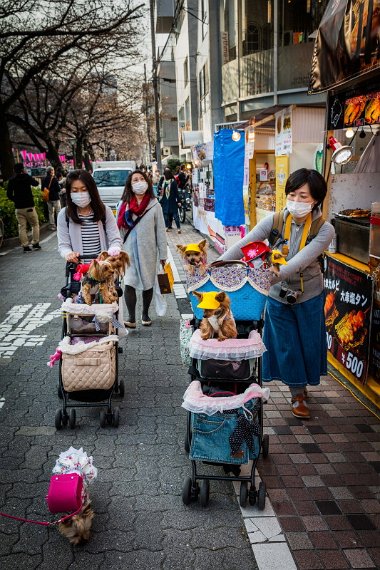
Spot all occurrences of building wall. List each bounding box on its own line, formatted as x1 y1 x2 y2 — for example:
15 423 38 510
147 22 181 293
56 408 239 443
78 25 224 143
158 59 179 151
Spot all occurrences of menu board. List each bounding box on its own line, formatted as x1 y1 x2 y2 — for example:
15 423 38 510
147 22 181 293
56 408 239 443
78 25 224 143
324 256 373 383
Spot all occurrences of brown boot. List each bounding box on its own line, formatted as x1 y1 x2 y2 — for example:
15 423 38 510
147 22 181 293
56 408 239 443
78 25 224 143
291 393 310 419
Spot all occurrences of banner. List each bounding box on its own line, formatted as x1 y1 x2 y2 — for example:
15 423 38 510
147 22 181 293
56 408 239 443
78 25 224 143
275 108 292 156
309 0 380 93
324 256 374 383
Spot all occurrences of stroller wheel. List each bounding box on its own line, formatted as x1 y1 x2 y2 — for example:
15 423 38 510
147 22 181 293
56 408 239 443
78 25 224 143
69 409 76 429
62 413 69 427
182 477 193 505
118 346 123 354
239 482 248 508
118 380 125 399
199 480 210 507
257 482 266 511
112 407 120 427
262 434 269 458
99 410 107 428
55 409 62 430
249 486 257 506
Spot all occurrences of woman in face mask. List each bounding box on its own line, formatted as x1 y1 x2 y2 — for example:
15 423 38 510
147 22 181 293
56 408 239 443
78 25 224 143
117 170 167 328
57 169 122 263
219 168 335 419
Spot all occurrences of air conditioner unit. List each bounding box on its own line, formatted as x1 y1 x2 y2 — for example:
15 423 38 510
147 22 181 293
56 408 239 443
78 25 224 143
162 147 170 156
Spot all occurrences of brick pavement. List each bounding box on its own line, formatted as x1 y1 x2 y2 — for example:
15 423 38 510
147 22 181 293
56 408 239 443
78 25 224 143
166 220 380 570
0 227 257 570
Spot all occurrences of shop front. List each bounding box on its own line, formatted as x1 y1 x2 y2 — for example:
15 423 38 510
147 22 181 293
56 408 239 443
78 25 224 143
242 106 325 229
309 0 380 408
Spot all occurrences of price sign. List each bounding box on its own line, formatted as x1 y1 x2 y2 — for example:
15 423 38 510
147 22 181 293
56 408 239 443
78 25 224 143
324 256 373 383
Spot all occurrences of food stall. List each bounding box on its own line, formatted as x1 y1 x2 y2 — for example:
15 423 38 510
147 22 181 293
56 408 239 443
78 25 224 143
309 0 380 408
243 106 325 230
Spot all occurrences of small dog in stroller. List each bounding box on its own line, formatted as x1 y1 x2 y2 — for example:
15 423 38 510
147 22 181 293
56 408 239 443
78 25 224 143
176 239 208 274
80 251 130 305
193 290 238 341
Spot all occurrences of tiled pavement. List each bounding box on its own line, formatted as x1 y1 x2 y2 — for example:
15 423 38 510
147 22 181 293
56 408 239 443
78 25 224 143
167 217 380 570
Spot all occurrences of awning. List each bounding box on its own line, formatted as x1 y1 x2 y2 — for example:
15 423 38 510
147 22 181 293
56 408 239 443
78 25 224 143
309 0 380 94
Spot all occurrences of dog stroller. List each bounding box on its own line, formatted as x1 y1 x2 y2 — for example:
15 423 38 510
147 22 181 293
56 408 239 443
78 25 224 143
54 259 125 430
181 260 271 509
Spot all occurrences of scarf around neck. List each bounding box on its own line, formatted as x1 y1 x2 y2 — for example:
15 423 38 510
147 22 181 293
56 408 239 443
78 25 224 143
117 193 151 229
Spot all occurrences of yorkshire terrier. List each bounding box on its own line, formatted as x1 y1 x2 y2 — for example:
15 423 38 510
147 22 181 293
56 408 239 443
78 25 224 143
176 239 208 274
58 499 94 545
193 290 237 341
81 251 130 305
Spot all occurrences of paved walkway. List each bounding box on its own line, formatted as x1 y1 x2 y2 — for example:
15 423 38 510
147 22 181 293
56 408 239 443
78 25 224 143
0 218 379 569
166 220 380 570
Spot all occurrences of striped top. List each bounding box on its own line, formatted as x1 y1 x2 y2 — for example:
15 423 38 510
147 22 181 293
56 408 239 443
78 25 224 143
79 213 101 261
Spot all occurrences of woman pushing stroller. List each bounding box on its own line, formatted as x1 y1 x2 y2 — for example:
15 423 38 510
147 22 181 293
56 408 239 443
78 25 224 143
220 168 335 419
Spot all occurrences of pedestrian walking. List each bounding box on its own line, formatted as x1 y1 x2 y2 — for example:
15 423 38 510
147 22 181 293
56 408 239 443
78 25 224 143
57 169 67 208
41 166 61 230
57 169 122 263
6 163 41 252
158 168 181 233
220 168 335 419
117 169 167 328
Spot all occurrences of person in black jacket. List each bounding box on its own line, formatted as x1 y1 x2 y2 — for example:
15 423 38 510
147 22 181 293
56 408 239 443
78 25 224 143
41 166 61 230
7 163 41 252
158 168 181 233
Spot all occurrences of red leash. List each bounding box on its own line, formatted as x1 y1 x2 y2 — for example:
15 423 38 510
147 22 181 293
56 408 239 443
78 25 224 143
0 505 83 527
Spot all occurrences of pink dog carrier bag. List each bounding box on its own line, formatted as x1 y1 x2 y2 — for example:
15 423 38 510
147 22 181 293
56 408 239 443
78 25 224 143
46 473 83 514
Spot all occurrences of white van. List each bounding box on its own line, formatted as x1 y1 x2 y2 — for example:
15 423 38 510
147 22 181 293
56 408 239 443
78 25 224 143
92 161 136 216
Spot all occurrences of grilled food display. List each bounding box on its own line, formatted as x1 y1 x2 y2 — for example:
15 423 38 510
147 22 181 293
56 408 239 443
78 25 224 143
365 97 380 125
344 97 366 125
324 292 339 328
339 208 371 218
335 309 367 350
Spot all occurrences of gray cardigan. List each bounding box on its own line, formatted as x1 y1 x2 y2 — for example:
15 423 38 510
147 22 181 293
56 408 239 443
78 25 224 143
120 198 167 290
57 205 122 259
220 208 335 304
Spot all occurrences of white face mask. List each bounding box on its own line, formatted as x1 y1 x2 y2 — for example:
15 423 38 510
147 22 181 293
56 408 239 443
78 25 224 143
286 199 314 218
71 191 91 208
132 181 148 195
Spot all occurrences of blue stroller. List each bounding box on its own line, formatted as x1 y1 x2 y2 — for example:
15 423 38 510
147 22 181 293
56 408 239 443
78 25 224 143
181 260 271 508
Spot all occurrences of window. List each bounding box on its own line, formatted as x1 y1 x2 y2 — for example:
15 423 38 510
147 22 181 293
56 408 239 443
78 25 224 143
199 64 210 116
184 57 188 86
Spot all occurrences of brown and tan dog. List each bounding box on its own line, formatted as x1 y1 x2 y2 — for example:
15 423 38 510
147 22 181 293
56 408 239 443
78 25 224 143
81 251 130 305
176 239 208 274
58 499 94 545
193 290 237 341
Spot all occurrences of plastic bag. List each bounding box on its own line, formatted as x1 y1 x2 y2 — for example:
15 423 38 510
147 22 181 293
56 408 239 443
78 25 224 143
154 279 167 316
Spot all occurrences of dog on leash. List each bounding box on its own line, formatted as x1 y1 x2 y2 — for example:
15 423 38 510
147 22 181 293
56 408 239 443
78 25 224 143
50 447 97 545
193 290 237 341
58 499 94 545
176 239 208 274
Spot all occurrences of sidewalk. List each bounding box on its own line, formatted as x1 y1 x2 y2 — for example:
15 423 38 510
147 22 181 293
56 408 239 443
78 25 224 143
167 221 380 570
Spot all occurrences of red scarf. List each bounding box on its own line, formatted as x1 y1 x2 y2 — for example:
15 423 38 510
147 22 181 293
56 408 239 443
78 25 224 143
117 193 151 229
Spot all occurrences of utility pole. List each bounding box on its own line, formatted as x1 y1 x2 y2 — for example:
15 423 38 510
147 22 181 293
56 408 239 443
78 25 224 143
149 0 162 171
144 63 152 164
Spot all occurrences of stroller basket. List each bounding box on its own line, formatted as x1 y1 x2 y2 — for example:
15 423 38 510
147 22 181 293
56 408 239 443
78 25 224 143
186 261 271 321
61 337 117 392
195 358 255 380
61 300 120 336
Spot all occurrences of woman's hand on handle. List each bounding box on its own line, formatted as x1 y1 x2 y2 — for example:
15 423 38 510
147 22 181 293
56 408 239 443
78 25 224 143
65 252 80 263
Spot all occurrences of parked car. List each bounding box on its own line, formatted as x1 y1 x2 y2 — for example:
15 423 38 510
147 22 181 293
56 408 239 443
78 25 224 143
92 161 136 216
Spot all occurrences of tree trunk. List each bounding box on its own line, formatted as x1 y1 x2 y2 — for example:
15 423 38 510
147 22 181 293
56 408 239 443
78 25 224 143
75 139 83 169
0 103 15 181
46 143 62 170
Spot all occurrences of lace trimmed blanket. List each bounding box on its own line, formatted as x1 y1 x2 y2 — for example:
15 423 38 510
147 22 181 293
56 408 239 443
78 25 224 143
189 329 266 361
186 264 273 295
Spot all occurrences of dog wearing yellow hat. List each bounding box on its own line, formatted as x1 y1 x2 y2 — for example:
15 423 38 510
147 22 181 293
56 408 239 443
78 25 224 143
193 290 237 341
176 239 208 275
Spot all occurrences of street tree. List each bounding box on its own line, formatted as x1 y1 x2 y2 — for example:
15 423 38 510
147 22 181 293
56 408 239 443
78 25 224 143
0 0 143 179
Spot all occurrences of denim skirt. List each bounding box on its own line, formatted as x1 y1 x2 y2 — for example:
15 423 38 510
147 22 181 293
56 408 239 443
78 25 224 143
262 291 327 388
